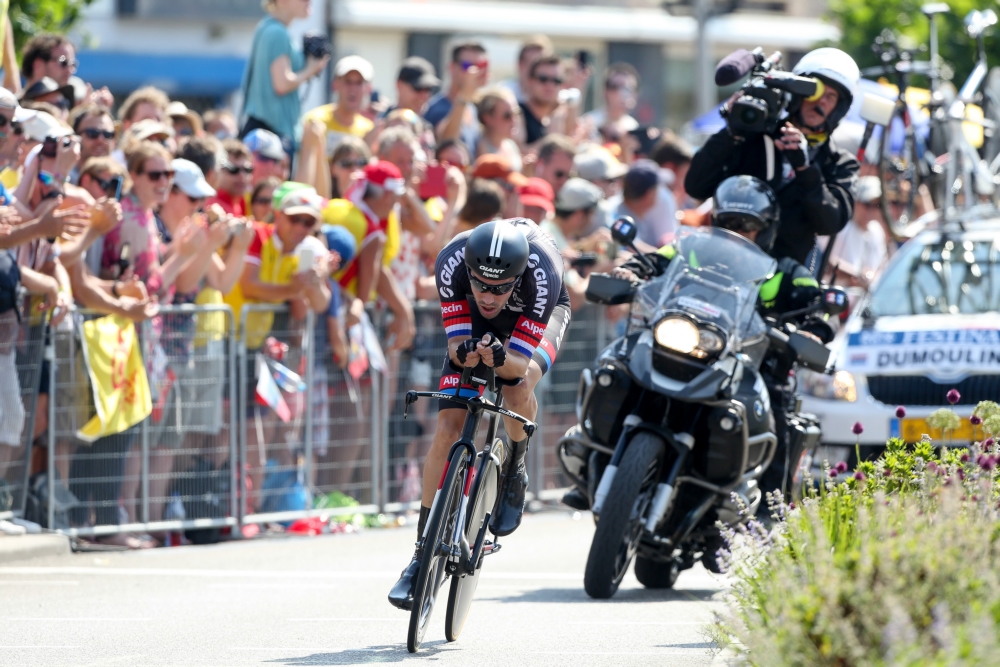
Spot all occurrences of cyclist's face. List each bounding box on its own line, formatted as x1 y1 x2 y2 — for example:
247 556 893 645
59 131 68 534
470 272 516 319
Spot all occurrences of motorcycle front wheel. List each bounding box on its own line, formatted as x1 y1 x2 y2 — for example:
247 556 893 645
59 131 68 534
584 432 663 599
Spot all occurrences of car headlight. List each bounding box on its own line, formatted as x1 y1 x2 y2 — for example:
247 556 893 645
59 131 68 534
654 317 725 359
799 369 857 402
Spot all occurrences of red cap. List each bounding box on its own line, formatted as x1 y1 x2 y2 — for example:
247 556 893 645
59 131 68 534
472 153 528 188
363 160 406 194
517 177 554 213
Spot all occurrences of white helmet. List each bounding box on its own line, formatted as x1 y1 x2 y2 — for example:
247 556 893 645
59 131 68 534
792 47 860 131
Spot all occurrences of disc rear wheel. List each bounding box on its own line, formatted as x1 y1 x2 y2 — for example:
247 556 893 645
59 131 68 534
445 442 500 641
407 451 467 653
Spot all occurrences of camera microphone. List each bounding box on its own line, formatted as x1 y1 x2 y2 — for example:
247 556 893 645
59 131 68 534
715 49 758 86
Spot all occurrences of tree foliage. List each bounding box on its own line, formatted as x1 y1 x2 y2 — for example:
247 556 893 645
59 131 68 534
8 0 95 58
827 0 999 89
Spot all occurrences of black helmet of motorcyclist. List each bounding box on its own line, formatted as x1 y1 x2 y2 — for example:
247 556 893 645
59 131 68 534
464 218 531 283
712 175 781 252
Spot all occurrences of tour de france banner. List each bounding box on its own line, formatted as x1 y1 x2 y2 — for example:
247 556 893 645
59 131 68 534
844 329 1000 375
78 315 153 441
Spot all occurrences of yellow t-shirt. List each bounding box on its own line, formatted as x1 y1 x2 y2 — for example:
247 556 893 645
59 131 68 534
322 199 400 300
223 223 301 350
302 104 374 155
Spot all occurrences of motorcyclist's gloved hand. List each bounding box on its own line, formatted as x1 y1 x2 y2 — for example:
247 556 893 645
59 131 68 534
488 338 506 368
456 338 479 365
788 285 822 312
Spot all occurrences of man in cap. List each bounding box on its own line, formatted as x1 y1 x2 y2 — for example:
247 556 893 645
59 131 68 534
616 160 677 247
393 56 440 115
824 175 888 289
471 153 527 219
244 128 287 187
20 77 74 119
517 177 554 225
303 55 375 155
165 101 203 139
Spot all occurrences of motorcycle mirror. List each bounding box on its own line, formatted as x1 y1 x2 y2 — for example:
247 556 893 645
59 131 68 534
611 216 638 247
821 287 850 316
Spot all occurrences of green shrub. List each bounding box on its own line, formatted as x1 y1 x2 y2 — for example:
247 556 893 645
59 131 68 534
712 402 1000 666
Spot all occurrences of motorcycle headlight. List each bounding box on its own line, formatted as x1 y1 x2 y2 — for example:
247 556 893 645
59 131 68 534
654 317 725 359
799 369 857 402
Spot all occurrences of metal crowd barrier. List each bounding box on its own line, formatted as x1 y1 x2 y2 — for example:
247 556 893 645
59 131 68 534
23 298 613 537
0 293 45 522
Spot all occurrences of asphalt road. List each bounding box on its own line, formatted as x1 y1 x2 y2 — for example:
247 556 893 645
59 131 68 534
0 511 726 666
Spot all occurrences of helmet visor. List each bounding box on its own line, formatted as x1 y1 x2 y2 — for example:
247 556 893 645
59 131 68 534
714 211 767 233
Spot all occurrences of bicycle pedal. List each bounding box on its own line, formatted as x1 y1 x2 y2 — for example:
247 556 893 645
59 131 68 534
482 540 502 556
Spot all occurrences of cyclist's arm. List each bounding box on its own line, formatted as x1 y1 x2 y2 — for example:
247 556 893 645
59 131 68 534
494 346 529 380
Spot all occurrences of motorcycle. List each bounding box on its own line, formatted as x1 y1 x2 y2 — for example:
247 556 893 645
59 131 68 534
559 223 846 599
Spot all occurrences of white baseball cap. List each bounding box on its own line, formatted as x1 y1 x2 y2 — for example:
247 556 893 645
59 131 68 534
0 88 37 124
335 55 374 82
22 111 71 142
171 158 216 199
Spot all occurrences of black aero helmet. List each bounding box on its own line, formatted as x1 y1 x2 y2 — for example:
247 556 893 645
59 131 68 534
712 176 780 249
464 219 530 282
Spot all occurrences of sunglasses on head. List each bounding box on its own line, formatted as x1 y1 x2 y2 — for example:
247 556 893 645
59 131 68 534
469 274 518 295
143 169 175 182
222 164 253 175
338 158 368 169
81 128 115 140
533 74 564 85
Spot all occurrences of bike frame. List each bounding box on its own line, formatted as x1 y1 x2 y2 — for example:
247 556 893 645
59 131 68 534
403 364 536 575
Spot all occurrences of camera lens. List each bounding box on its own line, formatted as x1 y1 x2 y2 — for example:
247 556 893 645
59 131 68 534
739 107 761 125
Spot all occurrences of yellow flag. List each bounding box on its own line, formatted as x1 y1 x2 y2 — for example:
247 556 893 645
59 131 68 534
77 315 153 442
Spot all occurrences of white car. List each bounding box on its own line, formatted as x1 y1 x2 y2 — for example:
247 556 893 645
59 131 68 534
800 217 1000 466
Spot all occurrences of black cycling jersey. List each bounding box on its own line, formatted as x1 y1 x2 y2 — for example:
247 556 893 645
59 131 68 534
435 218 570 361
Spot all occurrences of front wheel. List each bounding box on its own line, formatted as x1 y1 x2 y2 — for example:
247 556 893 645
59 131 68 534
634 555 679 589
584 432 664 599
445 443 500 642
407 450 467 653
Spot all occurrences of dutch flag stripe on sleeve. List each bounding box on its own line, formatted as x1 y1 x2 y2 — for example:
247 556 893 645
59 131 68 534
441 300 472 338
510 315 545 358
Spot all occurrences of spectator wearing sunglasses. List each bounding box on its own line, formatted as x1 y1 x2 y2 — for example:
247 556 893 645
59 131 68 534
532 134 575 197
21 33 77 88
328 136 371 199
425 41 487 150
69 105 115 184
20 77 74 121
581 63 640 143
475 87 522 173
250 176 280 223
206 139 253 217
519 54 572 147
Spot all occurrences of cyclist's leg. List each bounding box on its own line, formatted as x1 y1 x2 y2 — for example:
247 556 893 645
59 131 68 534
491 304 571 536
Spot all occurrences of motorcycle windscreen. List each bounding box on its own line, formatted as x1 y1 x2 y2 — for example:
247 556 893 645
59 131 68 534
635 227 776 351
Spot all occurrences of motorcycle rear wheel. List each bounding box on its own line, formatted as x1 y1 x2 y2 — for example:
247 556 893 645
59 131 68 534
584 432 663 599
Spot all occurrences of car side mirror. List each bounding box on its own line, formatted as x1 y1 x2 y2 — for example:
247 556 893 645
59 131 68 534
611 216 638 247
821 287 850 316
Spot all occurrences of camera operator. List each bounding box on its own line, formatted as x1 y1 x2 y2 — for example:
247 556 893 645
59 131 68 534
685 48 860 267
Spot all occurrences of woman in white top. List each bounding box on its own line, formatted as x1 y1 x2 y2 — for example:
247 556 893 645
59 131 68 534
474 87 523 173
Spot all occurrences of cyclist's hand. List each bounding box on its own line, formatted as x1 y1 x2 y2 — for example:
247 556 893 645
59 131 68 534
477 333 506 368
456 338 480 368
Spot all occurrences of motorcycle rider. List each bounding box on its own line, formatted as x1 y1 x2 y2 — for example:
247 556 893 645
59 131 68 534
389 218 572 610
562 175 830 511
684 48 861 268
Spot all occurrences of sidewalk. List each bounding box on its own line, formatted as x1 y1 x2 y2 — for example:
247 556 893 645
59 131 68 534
0 533 71 564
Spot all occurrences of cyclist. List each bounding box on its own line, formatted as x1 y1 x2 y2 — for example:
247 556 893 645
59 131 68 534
389 218 571 610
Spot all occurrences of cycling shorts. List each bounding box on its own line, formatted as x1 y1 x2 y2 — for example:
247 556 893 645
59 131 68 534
437 304 571 411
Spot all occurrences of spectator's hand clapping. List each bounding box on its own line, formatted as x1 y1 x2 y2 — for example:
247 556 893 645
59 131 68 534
327 249 342 273
177 222 203 257
231 219 256 250
0 206 21 227
39 201 89 240
207 219 231 249
119 296 159 322
116 275 149 301
90 197 123 235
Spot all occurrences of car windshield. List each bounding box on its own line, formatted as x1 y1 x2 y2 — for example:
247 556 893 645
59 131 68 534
635 227 776 343
870 233 1000 316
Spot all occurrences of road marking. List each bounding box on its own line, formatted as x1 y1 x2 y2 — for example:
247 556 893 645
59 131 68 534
2 618 150 622
0 566 583 581
0 580 79 585
0 646 80 649
531 651 706 656
286 617 406 622
565 621 710 625
208 583 343 590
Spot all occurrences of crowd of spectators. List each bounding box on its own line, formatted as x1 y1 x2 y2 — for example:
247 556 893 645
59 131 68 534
0 1 892 542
